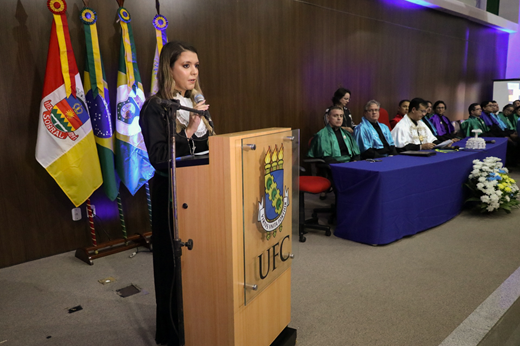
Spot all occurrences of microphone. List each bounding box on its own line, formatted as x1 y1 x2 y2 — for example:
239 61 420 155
157 98 181 109
194 93 205 105
194 93 213 127
157 98 204 115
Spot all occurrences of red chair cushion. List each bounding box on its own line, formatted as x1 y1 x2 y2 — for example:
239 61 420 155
299 176 331 194
379 107 391 128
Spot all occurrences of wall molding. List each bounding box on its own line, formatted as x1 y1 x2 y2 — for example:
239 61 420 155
406 0 518 32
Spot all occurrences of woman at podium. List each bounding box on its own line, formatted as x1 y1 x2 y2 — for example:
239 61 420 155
140 41 214 346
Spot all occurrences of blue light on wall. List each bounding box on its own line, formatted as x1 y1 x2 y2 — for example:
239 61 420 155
404 0 438 8
496 26 516 34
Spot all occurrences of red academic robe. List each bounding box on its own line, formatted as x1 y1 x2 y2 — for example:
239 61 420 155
389 113 404 130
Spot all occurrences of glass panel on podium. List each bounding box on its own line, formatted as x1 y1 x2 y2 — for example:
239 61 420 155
241 129 299 304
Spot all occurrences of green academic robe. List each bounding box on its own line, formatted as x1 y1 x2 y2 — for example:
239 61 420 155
308 125 360 163
461 116 489 137
497 112 515 131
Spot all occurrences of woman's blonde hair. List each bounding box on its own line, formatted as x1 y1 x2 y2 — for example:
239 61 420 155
156 41 202 101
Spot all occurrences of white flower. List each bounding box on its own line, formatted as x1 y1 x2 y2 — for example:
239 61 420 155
487 205 496 212
490 194 499 201
481 195 490 203
484 181 494 189
476 183 484 189
506 196 511 202
479 177 486 182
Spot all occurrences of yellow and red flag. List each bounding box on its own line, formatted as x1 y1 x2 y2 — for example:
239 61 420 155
35 0 102 207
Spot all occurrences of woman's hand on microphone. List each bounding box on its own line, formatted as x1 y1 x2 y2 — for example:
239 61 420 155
186 100 210 138
194 99 209 112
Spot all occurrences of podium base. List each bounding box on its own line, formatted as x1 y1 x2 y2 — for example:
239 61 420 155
271 327 297 346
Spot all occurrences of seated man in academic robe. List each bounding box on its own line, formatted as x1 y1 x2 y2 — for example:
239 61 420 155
479 101 514 138
354 99 398 159
389 99 409 129
391 97 440 152
308 106 361 163
461 103 495 137
463 103 518 166
497 104 516 131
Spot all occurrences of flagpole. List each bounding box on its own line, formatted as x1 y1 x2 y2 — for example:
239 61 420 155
145 182 153 233
116 194 127 240
86 198 98 247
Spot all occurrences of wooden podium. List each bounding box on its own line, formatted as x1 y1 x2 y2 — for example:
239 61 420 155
176 128 297 346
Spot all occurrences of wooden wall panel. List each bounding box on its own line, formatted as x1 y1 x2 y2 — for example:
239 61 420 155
0 0 509 268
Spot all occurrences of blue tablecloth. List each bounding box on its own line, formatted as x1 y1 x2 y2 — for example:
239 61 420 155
330 137 508 245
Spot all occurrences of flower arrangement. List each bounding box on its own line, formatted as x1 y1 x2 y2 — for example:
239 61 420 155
465 157 519 213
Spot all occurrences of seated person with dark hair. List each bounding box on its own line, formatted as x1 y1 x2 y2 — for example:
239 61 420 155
480 101 511 135
461 103 495 137
497 104 517 131
480 101 518 143
389 99 409 129
421 100 441 137
425 101 461 142
324 87 356 133
309 106 360 163
463 103 518 165
354 100 397 159
391 97 441 152
514 105 520 131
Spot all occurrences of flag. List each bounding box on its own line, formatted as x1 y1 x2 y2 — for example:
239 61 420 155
150 14 169 95
115 7 155 195
36 0 102 207
80 7 119 201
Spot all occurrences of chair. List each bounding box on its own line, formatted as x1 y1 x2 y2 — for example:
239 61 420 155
299 175 332 242
379 107 391 128
299 136 336 242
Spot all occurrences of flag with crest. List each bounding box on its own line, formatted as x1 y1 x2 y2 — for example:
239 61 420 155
36 0 102 207
115 5 154 195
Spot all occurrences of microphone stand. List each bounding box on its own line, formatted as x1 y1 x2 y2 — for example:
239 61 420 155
164 99 200 346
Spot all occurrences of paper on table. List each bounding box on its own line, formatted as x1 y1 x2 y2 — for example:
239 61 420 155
433 139 453 149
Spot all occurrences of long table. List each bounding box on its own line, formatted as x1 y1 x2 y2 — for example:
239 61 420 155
330 138 508 245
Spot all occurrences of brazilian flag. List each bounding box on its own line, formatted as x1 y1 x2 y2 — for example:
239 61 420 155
80 7 120 201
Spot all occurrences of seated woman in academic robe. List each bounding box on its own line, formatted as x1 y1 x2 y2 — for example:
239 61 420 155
354 100 397 159
323 87 356 133
309 106 360 163
424 101 461 142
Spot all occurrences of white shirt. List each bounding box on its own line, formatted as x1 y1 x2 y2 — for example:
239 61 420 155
175 94 207 137
391 114 437 148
